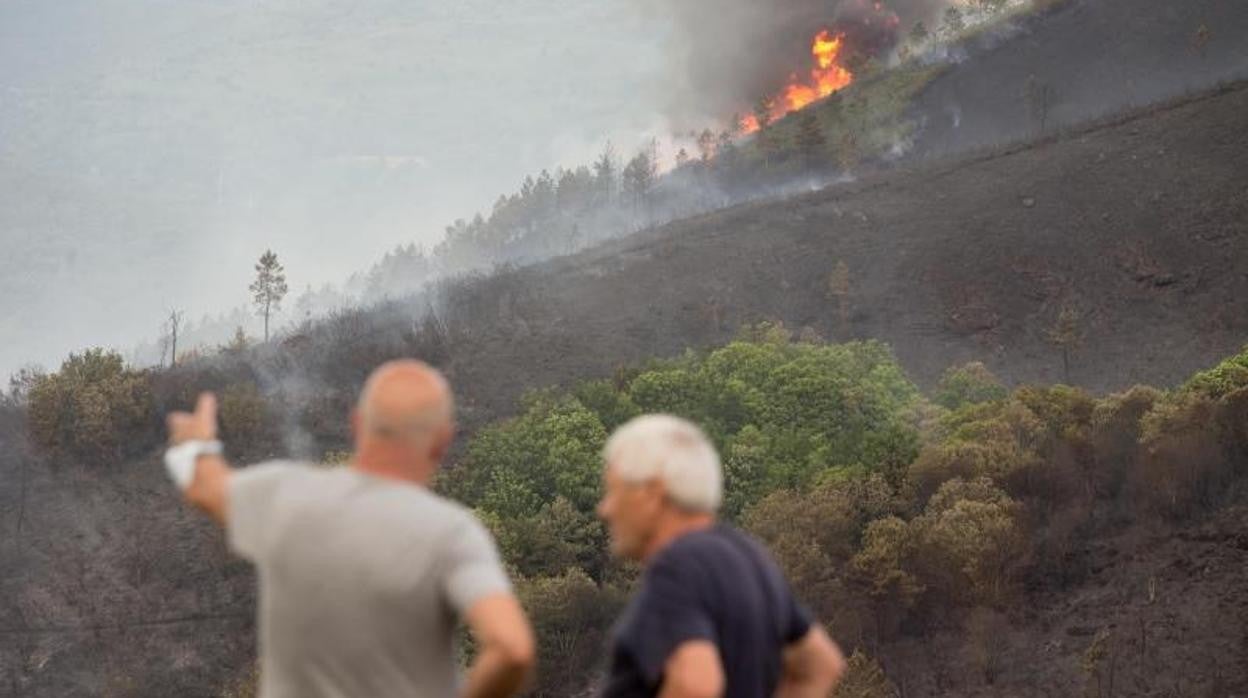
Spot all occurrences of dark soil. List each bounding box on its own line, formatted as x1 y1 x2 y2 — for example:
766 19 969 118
909 0 1248 159
883 496 1248 697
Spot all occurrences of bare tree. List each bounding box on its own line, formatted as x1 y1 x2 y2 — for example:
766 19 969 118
162 309 185 367
1047 305 1082 383
1192 24 1212 58
250 250 289 342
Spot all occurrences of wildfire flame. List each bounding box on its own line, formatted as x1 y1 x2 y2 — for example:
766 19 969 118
740 29 854 134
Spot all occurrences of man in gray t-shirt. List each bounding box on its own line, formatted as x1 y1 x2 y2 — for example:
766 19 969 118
163 361 534 698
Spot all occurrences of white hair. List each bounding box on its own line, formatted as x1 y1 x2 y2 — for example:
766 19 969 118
604 415 723 513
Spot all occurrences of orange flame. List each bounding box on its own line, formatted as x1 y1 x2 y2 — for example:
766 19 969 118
739 29 854 134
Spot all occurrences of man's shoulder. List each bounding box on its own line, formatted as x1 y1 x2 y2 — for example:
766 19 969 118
237 458 317 478
348 472 483 530
663 524 754 558
651 524 775 578
230 459 313 493
402 484 478 524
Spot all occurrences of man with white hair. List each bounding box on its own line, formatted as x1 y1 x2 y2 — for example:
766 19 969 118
596 415 846 698
163 360 534 698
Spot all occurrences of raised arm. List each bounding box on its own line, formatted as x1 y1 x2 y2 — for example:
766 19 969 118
165 392 234 526
776 625 846 698
460 593 536 698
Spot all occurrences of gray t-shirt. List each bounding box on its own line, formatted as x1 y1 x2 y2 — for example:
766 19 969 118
228 462 511 698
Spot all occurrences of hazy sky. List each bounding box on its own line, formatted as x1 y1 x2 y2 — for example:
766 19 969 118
0 0 671 378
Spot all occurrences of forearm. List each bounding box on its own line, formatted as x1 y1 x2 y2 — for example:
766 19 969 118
184 454 234 526
460 645 532 698
776 629 846 698
165 393 232 527
775 672 838 698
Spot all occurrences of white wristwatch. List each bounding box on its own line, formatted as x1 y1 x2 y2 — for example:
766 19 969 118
164 440 224 491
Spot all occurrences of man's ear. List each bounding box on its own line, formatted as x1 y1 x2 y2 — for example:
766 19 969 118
643 478 668 512
429 421 455 463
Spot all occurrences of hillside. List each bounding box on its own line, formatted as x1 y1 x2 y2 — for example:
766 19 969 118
434 82 1248 426
2 76 1245 697
3 0 1248 690
882 498 1248 695
906 0 1248 158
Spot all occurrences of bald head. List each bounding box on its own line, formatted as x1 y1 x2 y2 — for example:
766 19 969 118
357 360 454 441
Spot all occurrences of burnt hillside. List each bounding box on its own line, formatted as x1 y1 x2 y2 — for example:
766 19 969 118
437 82 1248 425
907 0 1248 159
2 54 1247 698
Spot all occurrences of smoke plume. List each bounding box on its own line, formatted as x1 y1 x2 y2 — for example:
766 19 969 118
640 0 952 125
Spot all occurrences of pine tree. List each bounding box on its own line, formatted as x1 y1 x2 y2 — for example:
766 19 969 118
753 97 775 168
943 7 965 38
622 142 658 223
1047 305 1082 383
592 143 617 206
249 250 288 342
795 110 827 167
675 147 690 168
909 20 929 45
696 129 717 163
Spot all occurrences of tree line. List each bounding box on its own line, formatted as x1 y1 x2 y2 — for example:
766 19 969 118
12 325 1245 696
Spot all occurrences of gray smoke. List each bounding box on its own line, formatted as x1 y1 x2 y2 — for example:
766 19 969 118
639 0 951 126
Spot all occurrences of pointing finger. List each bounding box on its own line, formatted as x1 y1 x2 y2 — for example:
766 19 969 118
196 392 218 421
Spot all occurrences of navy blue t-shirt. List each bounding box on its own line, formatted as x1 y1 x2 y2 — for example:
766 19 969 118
602 525 814 698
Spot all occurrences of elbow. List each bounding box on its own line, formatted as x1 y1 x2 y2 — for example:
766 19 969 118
498 628 537 678
824 640 848 687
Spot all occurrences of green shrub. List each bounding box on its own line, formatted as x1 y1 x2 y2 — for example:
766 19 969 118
746 475 897 564
218 382 280 460
27 349 155 465
1132 391 1230 518
1089 386 1162 498
517 569 626 698
934 362 1007 410
481 497 607 580
444 392 607 518
851 516 924 610
908 399 1046 502
915 482 1025 608
1183 345 1248 399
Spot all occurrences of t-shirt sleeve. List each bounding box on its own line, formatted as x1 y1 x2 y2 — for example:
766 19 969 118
439 514 513 616
227 461 298 562
623 557 718 686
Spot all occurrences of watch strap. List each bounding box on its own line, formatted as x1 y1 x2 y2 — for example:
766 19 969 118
164 440 224 490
